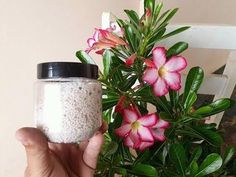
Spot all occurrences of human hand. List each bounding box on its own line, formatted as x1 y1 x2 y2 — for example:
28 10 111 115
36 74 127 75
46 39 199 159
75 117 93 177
15 122 107 177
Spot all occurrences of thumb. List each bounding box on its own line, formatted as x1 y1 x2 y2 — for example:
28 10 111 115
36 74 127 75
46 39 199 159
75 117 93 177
15 127 52 174
83 132 104 169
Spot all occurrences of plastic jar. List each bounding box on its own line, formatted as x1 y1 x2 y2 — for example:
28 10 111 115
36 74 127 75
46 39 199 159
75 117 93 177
34 62 102 143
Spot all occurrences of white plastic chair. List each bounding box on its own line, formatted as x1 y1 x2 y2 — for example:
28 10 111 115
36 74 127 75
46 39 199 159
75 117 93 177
101 12 236 128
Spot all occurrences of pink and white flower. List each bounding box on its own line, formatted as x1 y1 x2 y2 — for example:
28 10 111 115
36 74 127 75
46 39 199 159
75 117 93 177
142 47 187 97
86 28 127 54
115 108 157 148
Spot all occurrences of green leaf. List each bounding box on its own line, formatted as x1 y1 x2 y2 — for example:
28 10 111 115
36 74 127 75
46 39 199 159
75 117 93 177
114 167 127 176
76 50 95 64
190 147 202 163
131 163 158 177
144 0 155 12
185 92 197 111
104 141 119 156
223 146 235 166
166 42 189 58
120 75 137 91
103 50 112 78
153 2 163 22
188 126 223 147
161 26 190 40
147 27 166 51
169 90 178 108
169 143 187 176
158 8 178 27
134 150 150 165
193 98 235 117
194 153 223 177
124 25 136 52
190 161 199 176
124 10 139 27
102 97 119 111
183 67 204 109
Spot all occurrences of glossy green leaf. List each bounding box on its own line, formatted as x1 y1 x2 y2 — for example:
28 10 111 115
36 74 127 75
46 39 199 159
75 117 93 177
223 146 235 166
193 98 235 117
188 126 223 147
194 153 222 177
153 2 163 23
190 147 202 163
166 42 189 58
158 8 178 27
102 97 119 111
161 26 190 40
103 50 112 78
185 92 197 111
183 67 204 109
76 50 95 64
124 10 139 27
169 90 178 108
124 25 136 52
132 163 158 177
169 143 187 176
190 161 199 177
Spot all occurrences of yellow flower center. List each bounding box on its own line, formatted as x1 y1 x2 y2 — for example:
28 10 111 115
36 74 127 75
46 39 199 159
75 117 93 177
158 66 167 77
131 121 140 131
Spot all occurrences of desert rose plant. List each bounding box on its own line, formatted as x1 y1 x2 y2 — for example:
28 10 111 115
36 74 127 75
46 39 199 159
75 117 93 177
76 0 236 176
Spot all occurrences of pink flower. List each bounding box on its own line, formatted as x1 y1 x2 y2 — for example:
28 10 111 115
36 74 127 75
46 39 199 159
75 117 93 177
115 108 157 149
142 47 187 97
86 28 127 54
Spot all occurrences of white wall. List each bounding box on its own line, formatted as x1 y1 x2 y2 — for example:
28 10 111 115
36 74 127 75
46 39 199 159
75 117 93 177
0 0 139 176
160 0 236 74
1 0 235 176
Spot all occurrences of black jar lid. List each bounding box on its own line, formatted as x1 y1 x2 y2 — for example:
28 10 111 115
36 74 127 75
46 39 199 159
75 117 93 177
37 62 99 79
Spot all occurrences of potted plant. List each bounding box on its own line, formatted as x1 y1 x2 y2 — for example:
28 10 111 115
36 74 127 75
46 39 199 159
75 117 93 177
76 0 236 176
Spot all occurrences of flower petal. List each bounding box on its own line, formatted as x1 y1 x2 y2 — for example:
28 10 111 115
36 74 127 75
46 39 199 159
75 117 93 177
151 128 166 141
124 136 134 148
139 141 154 151
137 126 154 142
153 119 169 129
152 47 166 69
115 124 131 137
139 114 157 127
130 130 141 148
142 68 158 85
126 54 136 66
144 59 156 68
87 38 95 47
153 78 168 96
93 29 99 41
163 72 181 90
123 109 139 123
93 41 116 49
164 56 187 72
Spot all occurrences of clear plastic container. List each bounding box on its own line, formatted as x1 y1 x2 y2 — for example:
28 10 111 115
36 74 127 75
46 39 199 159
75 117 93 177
34 62 102 143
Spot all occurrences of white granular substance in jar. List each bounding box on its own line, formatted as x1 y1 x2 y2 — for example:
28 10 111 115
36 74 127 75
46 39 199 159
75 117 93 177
35 78 102 143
